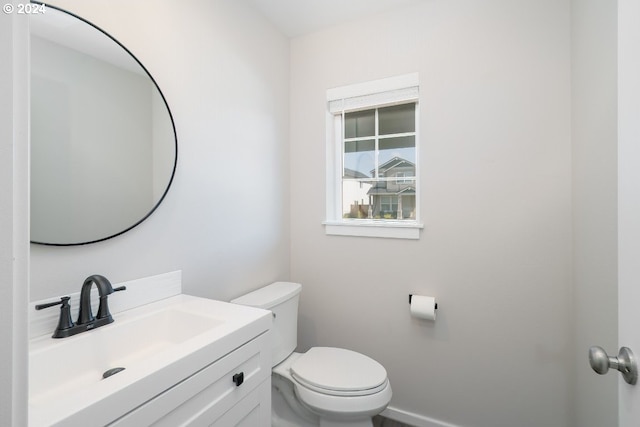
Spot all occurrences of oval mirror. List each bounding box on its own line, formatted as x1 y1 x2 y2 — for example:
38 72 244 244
29 2 177 246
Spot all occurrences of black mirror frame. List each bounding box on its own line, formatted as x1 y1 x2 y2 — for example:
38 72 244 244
30 1 178 246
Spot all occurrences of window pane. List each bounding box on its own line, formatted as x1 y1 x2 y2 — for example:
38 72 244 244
341 179 416 220
369 192 416 220
342 180 374 218
344 139 375 178
379 103 415 135
378 136 415 176
379 135 415 150
345 109 375 138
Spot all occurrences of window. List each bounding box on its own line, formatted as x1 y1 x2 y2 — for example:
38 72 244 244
324 73 423 239
395 172 410 184
380 196 399 215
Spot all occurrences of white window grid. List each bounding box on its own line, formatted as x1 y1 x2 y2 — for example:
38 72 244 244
341 105 417 182
334 101 420 222
324 73 423 239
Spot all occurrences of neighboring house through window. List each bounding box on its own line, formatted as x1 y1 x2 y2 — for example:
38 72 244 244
324 73 423 239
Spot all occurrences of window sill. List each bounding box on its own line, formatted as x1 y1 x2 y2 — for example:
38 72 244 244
323 220 423 239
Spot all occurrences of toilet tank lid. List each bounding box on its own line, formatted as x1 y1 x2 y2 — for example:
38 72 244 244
231 282 301 309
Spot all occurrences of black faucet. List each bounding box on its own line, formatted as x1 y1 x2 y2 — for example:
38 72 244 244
78 274 125 325
35 274 126 338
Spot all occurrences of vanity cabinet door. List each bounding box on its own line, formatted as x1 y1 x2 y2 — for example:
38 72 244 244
109 331 271 427
209 379 270 427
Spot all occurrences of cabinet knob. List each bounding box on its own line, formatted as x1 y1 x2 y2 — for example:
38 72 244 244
232 372 244 387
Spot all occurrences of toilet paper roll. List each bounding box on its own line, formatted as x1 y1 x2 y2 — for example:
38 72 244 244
410 295 437 320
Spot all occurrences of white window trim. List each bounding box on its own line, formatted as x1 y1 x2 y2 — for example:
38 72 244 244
324 73 424 240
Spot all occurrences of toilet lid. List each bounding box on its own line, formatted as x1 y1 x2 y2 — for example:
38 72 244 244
290 347 388 396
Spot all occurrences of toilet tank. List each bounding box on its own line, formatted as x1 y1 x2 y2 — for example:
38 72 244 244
231 282 302 367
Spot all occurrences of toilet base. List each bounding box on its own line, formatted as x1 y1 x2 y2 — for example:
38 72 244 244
272 375 317 427
273 374 377 427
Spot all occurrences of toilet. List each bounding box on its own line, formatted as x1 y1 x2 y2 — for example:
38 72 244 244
231 282 392 427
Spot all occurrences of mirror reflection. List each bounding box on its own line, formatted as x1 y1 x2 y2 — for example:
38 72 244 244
30 4 177 246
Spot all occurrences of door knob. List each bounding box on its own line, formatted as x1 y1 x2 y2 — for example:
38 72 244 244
589 346 638 385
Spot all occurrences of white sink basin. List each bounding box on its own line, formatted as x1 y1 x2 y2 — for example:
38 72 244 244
29 294 271 427
30 309 222 402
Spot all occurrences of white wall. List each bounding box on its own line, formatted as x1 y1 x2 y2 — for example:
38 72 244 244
617 0 640 424
0 2 29 425
289 2 573 426
571 0 618 426
30 0 291 305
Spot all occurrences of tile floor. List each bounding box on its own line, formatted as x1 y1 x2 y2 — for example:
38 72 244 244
372 415 414 427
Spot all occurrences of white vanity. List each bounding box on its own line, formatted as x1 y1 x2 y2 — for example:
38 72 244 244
29 273 272 426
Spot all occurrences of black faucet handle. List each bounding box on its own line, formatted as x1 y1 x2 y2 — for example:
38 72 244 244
35 296 75 337
35 296 71 310
96 285 126 321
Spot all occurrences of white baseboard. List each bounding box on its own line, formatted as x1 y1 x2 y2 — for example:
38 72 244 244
381 406 463 427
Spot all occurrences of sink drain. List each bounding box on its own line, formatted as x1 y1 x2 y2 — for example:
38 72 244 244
102 367 125 379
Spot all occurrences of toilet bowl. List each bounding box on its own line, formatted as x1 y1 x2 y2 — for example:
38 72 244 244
231 282 392 427
277 349 392 426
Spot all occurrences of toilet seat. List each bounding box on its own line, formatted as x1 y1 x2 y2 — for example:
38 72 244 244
272 348 393 421
290 347 389 397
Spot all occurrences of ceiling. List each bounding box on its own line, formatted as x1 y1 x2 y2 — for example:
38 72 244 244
246 0 425 38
